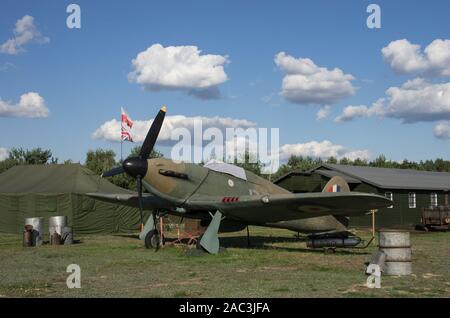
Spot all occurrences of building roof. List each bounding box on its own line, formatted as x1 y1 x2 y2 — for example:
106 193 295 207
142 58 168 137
313 169 361 184
273 168 361 184
314 164 450 191
0 164 132 194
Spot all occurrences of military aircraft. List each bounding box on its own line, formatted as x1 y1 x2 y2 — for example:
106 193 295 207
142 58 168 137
88 106 392 254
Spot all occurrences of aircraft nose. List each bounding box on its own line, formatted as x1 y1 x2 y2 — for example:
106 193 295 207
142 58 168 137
123 157 148 177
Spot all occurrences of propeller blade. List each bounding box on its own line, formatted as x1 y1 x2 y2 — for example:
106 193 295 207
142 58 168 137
137 176 144 228
101 166 125 178
139 106 166 159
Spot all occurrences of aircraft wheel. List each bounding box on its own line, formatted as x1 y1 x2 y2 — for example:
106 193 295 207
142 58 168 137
144 230 160 249
324 247 336 254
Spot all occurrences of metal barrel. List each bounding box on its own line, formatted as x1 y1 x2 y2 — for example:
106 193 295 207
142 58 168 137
49 216 67 235
24 217 44 247
378 229 412 276
49 216 68 245
61 227 73 245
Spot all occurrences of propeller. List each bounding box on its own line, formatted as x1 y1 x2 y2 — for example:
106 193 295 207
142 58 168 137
102 106 167 231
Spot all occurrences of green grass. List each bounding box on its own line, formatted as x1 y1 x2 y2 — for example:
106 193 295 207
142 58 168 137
0 227 449 298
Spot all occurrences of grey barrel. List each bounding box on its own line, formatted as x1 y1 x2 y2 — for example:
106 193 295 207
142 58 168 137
378 229 412 276
62 226 73 245
49 216 73 245
49 216 67 245
24 217 44 247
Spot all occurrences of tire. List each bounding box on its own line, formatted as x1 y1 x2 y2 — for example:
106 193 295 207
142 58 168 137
144 230 160 249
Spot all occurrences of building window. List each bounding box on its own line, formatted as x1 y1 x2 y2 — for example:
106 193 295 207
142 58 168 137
430 193 438 208
408 192 416 209
385 192 393 208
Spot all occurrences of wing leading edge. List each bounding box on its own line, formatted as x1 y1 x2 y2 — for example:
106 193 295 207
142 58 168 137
86 192 171 209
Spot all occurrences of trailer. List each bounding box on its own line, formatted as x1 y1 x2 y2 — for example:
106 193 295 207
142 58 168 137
419 206 450 231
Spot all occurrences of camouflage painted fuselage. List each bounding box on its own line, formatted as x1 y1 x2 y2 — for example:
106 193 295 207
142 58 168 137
141 158 347 234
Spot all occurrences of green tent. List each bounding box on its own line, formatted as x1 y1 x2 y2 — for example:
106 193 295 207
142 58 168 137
0 164 147 235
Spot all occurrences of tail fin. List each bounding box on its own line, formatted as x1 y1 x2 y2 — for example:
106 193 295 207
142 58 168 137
322 176 350 193
323 176 350 230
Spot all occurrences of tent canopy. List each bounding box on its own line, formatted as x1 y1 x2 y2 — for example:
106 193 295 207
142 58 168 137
0 164 130 194
0 164 146 235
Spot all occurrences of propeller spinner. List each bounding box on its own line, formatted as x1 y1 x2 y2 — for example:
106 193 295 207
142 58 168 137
101 106 167 230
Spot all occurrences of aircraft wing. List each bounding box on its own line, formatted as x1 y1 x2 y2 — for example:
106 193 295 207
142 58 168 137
86 192 171 209
186 192 392 223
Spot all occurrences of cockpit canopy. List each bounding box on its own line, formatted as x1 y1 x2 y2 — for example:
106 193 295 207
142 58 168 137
204 160 247 180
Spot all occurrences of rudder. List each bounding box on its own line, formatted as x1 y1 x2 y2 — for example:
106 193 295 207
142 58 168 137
322 176 350 193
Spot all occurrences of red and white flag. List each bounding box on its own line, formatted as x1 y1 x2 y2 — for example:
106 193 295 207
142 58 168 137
121 107 134 128
120 107 134 142
121 127 133 142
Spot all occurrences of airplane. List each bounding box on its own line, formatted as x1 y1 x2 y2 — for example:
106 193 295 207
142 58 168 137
88 106 392 254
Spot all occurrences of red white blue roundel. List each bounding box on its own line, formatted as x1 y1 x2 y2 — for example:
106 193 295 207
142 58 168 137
327 184 341 192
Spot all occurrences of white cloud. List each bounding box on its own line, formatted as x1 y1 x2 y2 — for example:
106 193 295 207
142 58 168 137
434 122 450 139
316 105 331 120
335 78 450 123
0 15 49 55
261 93 275 104
382 39 450 76
274 52 355 105
0 148 9 161
280 140 370 161
92 115 256 143
334 99 385 123
335 105 371 122
0 92 49 118
128 44 229 99
0 62 15 72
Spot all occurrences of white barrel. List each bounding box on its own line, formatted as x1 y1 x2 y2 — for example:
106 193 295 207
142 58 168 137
24 217 44 247
49 216 67 236
378 229 412 276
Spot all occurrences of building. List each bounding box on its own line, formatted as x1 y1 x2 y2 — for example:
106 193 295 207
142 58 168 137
0 164 149 234
274 164 450 228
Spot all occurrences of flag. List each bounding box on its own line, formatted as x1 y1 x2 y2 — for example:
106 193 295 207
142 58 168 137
121 107 133 128
121 127 133 142
120 107 134 142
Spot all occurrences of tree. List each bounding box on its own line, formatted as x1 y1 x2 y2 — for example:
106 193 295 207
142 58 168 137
326 156 338 164
85 149 116 175
126 146 163 160
339 157 351 165
353 158 368 166
0 147 56 173
231 151 264 176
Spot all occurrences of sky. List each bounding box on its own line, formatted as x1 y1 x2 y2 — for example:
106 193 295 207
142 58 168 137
1 0 450 167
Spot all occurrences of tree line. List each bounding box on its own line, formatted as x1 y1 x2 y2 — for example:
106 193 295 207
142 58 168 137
271 154 450 180
1 147 449 188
